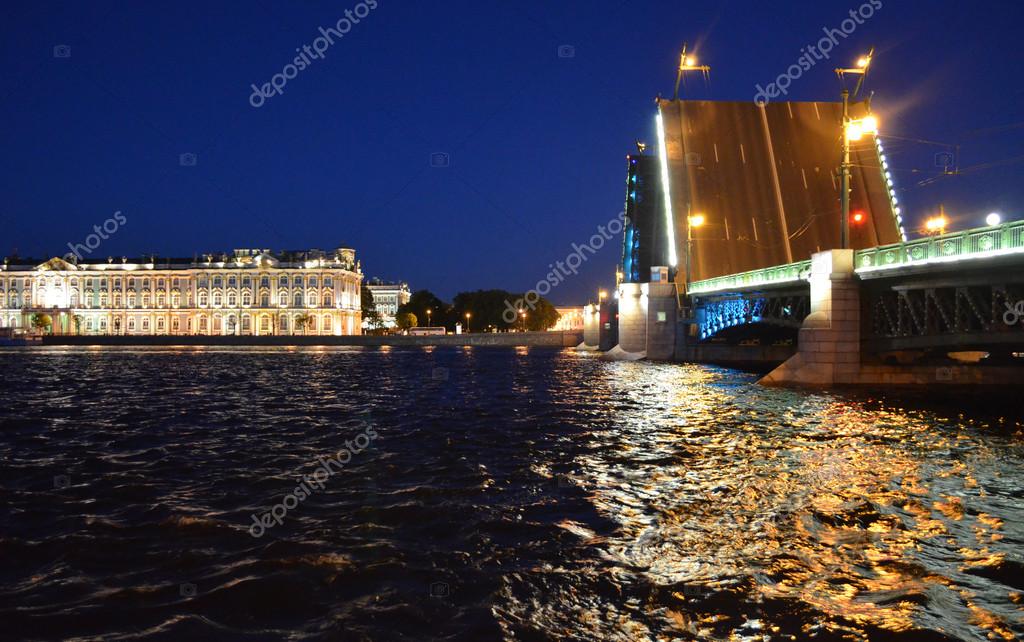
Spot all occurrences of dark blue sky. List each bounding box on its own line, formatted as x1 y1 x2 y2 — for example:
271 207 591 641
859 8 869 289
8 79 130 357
3 1 1023 303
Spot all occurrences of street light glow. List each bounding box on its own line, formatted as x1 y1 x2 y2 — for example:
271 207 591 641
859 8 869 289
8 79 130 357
689 214 706 228
986 212 1002 226
925 216 948 233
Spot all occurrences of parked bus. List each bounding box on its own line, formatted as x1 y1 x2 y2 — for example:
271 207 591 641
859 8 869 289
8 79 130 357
408 326 446 336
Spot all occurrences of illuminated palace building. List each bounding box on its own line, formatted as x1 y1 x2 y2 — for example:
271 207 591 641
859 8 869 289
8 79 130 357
0 248 363 336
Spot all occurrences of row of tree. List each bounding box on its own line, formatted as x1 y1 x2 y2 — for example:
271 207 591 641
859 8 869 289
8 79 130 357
363 289 561 332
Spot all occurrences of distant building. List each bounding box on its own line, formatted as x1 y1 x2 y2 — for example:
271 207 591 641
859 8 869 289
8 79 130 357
364 278 411 329
0 248 362 336
551 306 584 331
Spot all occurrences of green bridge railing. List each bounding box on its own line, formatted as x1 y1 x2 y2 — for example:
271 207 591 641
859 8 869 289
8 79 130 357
686 219 1024 295
686 259 811 295
854 218 1024 272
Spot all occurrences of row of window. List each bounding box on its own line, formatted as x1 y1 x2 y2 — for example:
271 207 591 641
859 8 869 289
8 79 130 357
1 313 347 333
3 291 350 309
0 274 355 291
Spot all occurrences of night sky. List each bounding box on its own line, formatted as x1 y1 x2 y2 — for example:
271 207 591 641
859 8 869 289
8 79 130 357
3 0 1023 304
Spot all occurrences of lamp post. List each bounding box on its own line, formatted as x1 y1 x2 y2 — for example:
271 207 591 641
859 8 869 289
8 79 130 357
464 312 471 333
520 309 527 332
836 51 877 249
426 308 432 327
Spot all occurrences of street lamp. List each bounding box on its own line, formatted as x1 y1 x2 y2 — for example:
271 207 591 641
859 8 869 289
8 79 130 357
520 309 527 332
924 215 948 235
426 308 432 326
986 212 1002 226
464 311 471 333
685 212 706 287
836 49 877 249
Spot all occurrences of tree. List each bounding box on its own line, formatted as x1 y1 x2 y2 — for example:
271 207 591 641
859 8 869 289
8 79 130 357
396 312 417 330
520 296 561 331
398 290 448 328
30 313 52 334
295 313 314 335
73 314 84 335
360 288 383 332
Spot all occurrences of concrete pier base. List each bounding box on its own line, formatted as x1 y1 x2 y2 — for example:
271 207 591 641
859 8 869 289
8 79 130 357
612 282 679 360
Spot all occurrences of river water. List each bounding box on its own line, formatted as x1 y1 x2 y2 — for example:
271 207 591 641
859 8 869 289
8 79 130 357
0 346 1021 641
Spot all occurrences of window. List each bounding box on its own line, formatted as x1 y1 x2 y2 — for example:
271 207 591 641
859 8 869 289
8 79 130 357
323 315 332 331
128 278 137 289
128 318 136 331
212 292 222 306
199 316 208 331
260 293 270 307
242 316 251 331
171 294 180 307
172 278 180 288
142 318 150 331
198 292 208 307
143 279 151 290
293 293 302 307
141 294 150 308
128 295 136 309
156 318 164 331
172 318 180 331
325 277 333 287
279 292 287 307
213 276 222 287
293 276 302 286
158 279 166 288
227 293 237 307
228 276 237 288
157 294 165 307
99 318 107 331
308 294 318 307
279 276 288 287
309 277 318 287
242 277 251 288
260 316 270 332
242 292 251 306
261 277 270 288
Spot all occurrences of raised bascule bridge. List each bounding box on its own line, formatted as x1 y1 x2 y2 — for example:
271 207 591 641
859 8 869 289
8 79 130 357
585 98 1024 385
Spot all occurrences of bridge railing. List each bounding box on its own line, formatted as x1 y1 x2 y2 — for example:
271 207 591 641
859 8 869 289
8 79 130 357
855 219 1024 272
687 259 811 295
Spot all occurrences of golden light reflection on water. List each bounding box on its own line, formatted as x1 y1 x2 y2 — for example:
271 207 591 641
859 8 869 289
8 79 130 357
537 358 1023 640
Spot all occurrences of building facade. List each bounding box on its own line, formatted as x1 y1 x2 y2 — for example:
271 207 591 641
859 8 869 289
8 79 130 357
0 248 362 336
363 279 411 329
551 306 585 331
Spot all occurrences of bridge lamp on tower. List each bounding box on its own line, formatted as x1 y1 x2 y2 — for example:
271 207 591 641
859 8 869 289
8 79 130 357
986 212 1002 226
836 49 878 249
